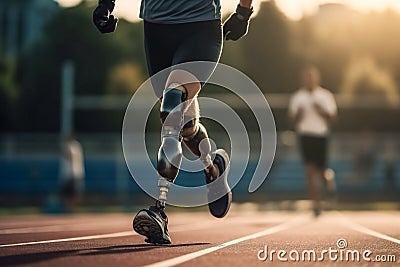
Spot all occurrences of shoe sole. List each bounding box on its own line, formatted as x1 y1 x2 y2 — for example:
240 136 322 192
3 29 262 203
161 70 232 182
208 149 232 218
133 210 171 244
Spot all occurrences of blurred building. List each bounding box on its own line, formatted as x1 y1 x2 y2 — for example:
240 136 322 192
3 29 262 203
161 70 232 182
0 0 59 56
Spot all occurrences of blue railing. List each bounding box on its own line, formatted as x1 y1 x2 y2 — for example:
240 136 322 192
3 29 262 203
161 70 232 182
0 158 399 199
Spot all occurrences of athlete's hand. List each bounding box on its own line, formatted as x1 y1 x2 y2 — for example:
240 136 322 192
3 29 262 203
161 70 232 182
313 102 333 122
223 4 253 41
93 0 118 34
313 102 326 115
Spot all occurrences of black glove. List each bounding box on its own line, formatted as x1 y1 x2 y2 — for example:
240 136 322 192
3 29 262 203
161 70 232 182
223 4 253 41
93 0 118 34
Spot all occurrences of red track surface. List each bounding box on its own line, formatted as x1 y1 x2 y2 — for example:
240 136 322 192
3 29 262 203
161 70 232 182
0 210 399 266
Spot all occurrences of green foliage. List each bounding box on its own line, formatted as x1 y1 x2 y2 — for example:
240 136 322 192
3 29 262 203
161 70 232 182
341 57 399 106
0 52 19 132
13 2 146 132
222 1 301 93
0 56 19 100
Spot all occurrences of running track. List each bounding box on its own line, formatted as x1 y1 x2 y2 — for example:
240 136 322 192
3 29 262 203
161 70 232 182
0 210 399 266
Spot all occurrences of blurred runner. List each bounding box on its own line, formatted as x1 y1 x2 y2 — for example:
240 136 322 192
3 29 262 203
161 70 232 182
60 133 85 212
289 65 337 216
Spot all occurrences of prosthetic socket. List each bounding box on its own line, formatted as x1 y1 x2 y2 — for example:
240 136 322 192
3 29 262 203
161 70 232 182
157 88 216 207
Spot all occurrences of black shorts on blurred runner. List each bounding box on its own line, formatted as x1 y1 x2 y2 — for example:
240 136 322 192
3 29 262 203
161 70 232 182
299 135 328 168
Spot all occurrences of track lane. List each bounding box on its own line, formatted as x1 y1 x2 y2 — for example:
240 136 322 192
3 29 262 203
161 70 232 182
0 211 399 267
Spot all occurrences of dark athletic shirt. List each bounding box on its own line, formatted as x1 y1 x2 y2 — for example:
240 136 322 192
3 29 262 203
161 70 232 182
140 0 221 23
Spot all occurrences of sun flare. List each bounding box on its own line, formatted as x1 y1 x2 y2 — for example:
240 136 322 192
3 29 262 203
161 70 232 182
54 0 400 22
276 0 400 20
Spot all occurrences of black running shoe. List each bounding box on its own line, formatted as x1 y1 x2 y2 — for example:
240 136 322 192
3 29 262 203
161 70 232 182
313 207 322 218
133 204 171 244
205 149 232 218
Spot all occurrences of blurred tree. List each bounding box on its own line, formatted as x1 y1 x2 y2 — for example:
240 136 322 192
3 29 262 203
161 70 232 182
0 51 19 132
14 2 146 132
240 0 300 93
107 63 144 94
298 5 400 94
341 57 399 106
0 55 18 100
5 1 400 133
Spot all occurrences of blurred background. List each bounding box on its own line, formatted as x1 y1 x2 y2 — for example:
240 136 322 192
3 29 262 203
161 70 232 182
0 0 399 213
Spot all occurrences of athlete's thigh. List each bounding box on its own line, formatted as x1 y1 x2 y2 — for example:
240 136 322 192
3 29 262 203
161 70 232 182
172 20 223 82
144 22 178 97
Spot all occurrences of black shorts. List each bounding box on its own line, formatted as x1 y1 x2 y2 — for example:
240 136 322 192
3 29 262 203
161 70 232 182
299 135 328 168
143 20 222 97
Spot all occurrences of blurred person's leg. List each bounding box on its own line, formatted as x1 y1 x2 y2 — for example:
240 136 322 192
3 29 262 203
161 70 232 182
315 136 336 200
61 178 77 213
305 163 322 216
311 136 336 215
300 135 326 216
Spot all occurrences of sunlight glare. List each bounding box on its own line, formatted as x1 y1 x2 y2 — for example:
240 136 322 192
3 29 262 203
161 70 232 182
54 0 400 22
54 0 81 8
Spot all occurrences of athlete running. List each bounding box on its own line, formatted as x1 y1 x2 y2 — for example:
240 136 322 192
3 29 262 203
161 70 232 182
289 65 337 217
93 0 253 244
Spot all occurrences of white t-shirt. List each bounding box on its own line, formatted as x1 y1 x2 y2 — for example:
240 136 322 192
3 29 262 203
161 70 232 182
289 86 337 136
61 140 84 180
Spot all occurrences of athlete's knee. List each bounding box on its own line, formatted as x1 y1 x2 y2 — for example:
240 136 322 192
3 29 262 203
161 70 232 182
166 69 201 99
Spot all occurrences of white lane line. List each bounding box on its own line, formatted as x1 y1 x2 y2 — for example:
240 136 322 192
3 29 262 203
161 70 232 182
142 215 310 267
0 231 136 248
0 223 127 235
0 219 226 248
341 215 400 245
0 213 286 235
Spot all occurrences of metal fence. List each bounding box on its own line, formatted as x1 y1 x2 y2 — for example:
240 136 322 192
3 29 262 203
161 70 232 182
0 132 399 204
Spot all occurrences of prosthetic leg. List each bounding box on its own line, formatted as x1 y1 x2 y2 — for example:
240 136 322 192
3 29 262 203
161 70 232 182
133 81 231 244
156 87 187 206
133 87 186 244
